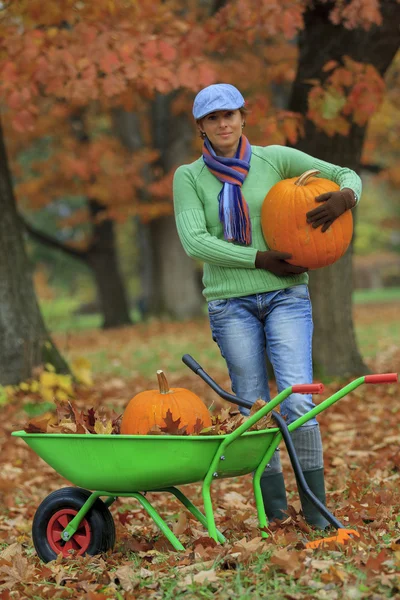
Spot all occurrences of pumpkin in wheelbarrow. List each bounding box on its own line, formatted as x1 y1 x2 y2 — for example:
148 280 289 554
120 370 212 435
261 169 353 270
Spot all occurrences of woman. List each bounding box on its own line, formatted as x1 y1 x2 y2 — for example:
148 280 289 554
173 83 361 528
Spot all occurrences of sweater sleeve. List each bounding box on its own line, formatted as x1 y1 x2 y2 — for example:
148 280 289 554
173 165 258 268
265 146 362 202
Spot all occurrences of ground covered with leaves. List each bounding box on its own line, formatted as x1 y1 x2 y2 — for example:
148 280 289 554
1 306 400 599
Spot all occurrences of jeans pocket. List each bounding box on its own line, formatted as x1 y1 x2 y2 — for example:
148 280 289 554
208 298 230 316
284 284 310 300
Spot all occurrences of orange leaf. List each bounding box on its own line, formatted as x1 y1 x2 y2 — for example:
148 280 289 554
1 61 18 85
197 62 216 88
102 73 125 97
158 40 177 62
8 91 24 111
192 418 205 435
323 60 338 72
177 61 199 90
24 413 57 433
11 110 36 133
99 51 121 74
160 409 188 435
142 39 159 60
118 40 137 62
282 117 300 145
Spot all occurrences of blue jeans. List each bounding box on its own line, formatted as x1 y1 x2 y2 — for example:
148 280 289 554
208 285 317 427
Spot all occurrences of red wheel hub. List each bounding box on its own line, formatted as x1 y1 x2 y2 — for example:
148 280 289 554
46 509 91 557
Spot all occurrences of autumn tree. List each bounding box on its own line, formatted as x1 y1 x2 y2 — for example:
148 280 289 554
15 109 155 328
287 0 400 376
363 51 400 193
112 102 205 319
0 0 308 328
1 2 218 322
0 1 214 381
0 119 69 385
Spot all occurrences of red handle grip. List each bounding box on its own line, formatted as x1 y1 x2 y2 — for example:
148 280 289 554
364 373 398 384
292 383 324 394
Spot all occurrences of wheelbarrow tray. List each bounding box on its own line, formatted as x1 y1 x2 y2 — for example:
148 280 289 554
12 429 279 493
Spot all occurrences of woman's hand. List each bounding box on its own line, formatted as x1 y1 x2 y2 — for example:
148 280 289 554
306 188 356 232
255 250 308 276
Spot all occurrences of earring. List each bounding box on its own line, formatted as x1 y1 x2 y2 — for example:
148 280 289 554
201 131 206 138
241 122 245 129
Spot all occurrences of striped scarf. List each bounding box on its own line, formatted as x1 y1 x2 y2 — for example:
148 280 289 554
203 135 252 245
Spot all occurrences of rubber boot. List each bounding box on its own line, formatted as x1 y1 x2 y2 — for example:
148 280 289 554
297 468 329 529
290 426 329 529
260 472 288 522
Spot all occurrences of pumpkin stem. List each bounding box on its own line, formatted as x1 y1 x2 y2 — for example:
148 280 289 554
294 169 320 186
157 370 170 394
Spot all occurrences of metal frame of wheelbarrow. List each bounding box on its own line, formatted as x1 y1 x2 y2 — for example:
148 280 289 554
182 356 397 536
44 356 397 552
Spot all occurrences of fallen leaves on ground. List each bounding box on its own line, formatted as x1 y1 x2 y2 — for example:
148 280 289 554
1 309 400 599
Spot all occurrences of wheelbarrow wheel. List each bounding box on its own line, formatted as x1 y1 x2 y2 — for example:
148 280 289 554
32 487 115 563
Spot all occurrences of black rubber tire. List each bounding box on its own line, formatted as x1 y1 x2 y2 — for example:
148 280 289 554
32 487 115 563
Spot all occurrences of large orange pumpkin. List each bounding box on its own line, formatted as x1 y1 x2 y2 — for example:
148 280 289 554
120 371 212 435
261 169 353 270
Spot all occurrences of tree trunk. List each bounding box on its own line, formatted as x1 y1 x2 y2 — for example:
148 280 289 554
0 120 68 385
148 215 204 318
86 200 132 328
113 105 204 319
288 0 400 377
23 200 132 330
111 110 155 317
149 93 203 318
69 113 132 329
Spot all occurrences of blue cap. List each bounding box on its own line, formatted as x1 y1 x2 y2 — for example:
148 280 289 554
192 84 245 120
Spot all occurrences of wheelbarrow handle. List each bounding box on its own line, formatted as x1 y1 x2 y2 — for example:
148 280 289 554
292 383 324 394
182 355 324 409
365 373 398 384
182 354 202 375
182 354 252 409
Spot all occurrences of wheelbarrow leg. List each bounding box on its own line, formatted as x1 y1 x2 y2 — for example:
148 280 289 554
201 476 220 543
131 492 185 551
163 487 226 544
253 434 284 538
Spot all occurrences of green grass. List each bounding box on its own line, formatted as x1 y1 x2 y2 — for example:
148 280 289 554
61 321 226 379
41 296 144 332
40 297 102 331
41 287 400 335
355 320 400 358
105 551 392 599
39 287 399 378
352 286 400 304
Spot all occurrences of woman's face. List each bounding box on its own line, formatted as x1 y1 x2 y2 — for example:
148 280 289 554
199 109 244 158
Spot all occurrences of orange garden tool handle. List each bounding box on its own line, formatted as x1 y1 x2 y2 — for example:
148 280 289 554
305 528 360 549
365 373 398 383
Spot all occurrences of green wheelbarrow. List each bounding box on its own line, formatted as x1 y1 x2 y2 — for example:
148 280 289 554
12 354 398 562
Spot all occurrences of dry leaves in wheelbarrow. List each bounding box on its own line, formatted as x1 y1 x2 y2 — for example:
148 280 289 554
193 399 277 436
23 399 122 435
23 398 276 436
145 401 273 436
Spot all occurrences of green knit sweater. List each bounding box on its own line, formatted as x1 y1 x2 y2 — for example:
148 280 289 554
173 144 361 301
